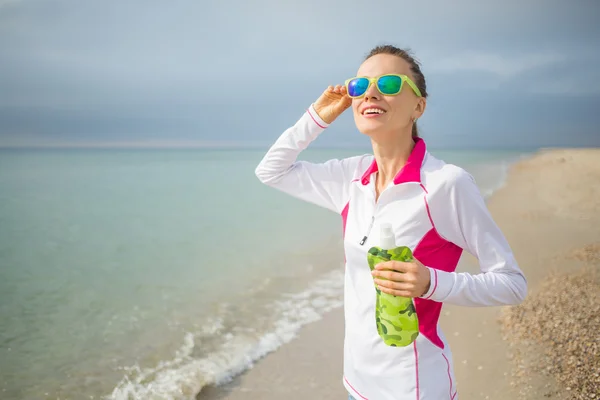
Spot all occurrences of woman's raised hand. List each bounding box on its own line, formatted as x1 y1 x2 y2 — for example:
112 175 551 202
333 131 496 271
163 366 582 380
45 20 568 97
312 85 352 125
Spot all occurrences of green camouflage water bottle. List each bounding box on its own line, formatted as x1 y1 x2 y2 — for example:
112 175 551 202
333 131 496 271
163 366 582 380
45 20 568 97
367 223 419 347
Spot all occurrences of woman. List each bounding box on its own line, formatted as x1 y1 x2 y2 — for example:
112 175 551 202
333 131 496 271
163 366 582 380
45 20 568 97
254 44 527 400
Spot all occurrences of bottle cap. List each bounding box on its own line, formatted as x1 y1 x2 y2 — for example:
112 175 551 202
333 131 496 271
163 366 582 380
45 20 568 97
380 223 396 249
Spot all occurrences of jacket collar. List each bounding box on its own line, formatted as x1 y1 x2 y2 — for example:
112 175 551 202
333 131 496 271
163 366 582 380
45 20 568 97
360 137 426 186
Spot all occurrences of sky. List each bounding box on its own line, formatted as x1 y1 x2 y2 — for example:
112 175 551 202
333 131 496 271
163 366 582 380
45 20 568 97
0 0 599 149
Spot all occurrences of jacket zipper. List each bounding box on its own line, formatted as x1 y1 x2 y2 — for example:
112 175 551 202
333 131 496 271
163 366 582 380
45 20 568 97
359 215 375 246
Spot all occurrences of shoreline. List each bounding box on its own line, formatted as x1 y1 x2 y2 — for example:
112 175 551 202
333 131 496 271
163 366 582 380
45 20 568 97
197 147 600 400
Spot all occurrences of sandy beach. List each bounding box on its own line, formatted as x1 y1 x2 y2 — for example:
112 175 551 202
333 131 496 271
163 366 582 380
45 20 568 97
199 148 600 400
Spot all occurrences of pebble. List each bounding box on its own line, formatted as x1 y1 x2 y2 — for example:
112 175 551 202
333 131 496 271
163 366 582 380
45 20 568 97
500 262 600 399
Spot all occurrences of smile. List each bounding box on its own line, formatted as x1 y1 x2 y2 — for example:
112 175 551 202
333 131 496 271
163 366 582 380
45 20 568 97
362 107 386 117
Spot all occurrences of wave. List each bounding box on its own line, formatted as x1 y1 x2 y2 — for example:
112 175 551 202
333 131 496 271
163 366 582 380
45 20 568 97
106 268 345 400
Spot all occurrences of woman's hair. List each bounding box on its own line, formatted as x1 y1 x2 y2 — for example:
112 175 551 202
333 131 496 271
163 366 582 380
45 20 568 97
364 45 428 138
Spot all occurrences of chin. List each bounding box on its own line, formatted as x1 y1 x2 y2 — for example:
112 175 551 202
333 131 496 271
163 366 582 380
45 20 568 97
355 119 387 137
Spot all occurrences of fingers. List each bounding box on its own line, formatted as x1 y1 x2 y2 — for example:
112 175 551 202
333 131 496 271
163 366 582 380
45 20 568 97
373 278 412 291
372 269 417 283
374 261 415 273
376 285 414 298
371 260 430 298
373 274 419 298
326 84 346 95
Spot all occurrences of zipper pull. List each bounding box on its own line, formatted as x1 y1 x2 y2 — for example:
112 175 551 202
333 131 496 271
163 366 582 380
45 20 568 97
359 216 375 246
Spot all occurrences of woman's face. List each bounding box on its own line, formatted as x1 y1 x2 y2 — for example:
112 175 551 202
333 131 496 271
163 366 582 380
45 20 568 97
351 54 425 138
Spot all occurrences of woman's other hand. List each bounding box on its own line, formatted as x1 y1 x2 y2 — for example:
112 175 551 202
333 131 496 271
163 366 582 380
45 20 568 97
371 258 431 298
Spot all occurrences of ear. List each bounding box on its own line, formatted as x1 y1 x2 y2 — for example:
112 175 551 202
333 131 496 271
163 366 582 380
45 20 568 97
413 97 427 120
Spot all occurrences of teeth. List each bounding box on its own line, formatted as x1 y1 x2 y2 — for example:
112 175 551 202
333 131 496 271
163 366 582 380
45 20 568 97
363 108 385 115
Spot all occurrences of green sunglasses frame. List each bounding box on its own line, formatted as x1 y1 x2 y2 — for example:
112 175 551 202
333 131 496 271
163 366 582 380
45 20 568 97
344 74 422 98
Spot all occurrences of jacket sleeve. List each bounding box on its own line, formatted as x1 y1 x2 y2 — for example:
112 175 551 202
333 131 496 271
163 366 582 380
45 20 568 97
255 104 366 214
420 166 528 306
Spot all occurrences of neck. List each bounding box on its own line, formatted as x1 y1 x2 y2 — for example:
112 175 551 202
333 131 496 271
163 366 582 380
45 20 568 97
371 131 415 186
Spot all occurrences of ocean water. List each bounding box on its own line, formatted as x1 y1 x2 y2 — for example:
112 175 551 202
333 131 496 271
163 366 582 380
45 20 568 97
0 147 529 400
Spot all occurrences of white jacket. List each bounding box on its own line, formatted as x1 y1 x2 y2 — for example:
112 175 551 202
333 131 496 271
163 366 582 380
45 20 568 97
255 104 527 400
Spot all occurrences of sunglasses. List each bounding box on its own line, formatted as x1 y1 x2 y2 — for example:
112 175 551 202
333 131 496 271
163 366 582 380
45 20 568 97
344 74 422 99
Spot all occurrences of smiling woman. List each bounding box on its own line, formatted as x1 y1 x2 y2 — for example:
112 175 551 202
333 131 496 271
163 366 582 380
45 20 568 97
255 44 527 400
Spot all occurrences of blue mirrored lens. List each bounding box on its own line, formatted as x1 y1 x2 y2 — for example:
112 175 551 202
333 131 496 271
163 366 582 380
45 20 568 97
347 77 369 97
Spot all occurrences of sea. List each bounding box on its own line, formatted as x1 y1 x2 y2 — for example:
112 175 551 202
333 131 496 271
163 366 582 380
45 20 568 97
0 146 532 400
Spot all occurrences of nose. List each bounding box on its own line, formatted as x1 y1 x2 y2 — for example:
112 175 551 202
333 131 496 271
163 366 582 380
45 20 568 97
363 81 380 101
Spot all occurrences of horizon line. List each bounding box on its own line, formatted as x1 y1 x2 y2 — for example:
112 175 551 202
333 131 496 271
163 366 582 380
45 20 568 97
0 143 551 152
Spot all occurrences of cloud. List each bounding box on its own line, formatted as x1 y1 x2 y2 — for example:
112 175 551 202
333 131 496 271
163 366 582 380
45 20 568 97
526 77 600 96
0 0 598 147
428 51 565 78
